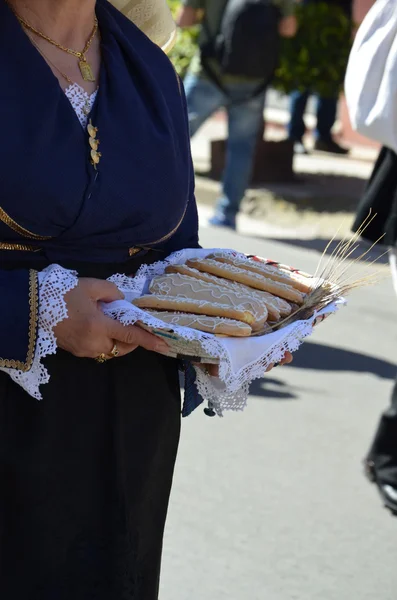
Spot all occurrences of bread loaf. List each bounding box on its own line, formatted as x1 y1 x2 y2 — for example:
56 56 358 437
133 295 256 325
164 264 290 320
186 258 305 304
150 273 268 331
208 252 312 293
146 310 252 336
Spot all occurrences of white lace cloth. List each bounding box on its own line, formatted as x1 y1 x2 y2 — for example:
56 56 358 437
0 249 342 415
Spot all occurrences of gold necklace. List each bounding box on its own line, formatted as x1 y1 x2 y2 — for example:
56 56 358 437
29 37 73 85
29 38 92 116
28 37 101 169
14 9 98 82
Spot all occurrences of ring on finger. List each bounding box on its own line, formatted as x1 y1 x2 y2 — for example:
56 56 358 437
95 353 109 364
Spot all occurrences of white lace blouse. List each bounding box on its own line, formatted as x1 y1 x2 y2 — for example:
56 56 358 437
65 83 98 128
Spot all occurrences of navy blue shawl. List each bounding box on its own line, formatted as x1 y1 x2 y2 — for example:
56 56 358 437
0 0 199 368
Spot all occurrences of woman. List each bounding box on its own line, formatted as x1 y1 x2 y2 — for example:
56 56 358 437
0 1 198 597
0 1 290 597
353 147 397 517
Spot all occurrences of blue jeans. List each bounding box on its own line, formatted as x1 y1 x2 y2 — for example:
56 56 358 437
184 73 266 219
288 90 338 142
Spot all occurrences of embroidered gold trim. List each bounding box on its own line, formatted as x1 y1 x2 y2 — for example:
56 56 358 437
0 270 38 372
0 242 40 252
144 199 188 247
0 207 52 240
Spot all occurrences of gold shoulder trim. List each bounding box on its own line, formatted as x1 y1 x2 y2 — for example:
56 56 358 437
0 242 40 252
0 206 52 240
144 198 188 247
0 270 38 372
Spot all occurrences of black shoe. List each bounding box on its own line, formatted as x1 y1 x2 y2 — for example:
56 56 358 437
314 138 349 155
292 141 309 155
380 484 397 516
364 459 397 516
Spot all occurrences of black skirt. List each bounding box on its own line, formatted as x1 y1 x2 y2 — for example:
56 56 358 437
352 146 397 246
0 254 181 600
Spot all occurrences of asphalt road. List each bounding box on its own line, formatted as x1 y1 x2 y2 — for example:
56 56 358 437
160 217 397 600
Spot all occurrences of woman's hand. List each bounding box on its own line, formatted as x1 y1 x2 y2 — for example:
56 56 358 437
199 351 293 378
54 278 169 359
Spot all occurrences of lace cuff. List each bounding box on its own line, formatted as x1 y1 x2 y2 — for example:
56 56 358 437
0 265 78 399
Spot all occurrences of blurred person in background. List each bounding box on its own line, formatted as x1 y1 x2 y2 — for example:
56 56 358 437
353 147 397 516
177 0 297 231
287 0 352 155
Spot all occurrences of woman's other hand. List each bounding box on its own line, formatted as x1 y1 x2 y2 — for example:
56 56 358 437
200 351 293 378
54 278 169 359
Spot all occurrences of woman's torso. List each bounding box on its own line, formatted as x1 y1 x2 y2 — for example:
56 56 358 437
0 0 198 268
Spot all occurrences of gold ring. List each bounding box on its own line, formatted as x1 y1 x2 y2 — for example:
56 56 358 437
95 353 108 364
110 343 119 358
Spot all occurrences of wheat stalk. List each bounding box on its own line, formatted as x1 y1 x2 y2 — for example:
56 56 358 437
271 214 387 330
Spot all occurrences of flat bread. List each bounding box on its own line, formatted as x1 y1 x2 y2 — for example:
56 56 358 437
186 258 305 305
164 264 289 320
208 252 312 294
133 295 256 325
150 273 268 331
145 310 252 337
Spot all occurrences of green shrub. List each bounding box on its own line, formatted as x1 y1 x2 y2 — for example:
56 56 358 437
274 3 352 97
168 0 199 78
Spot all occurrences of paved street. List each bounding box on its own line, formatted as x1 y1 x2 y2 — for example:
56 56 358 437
160 212 397 600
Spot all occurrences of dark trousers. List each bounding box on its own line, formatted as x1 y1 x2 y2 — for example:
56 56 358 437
288 90 338 142
367 375 397 486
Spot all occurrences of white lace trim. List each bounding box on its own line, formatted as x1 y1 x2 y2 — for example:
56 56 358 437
65 83 98 128
1 251 341 413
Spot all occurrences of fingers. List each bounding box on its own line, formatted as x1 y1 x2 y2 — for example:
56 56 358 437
194 363 219 377
265 351 293 373
280 351 293 365
195 351 293 380
107 319 169 354
85 278 125 303
207 364 219 377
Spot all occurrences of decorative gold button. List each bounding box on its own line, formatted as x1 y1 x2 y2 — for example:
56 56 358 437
91 149 101 165
87 119 101 169
89 137 100 151
129 247 141 256
87 122 98 138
